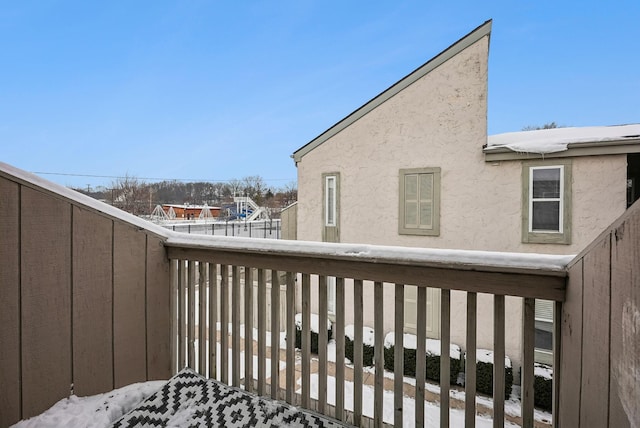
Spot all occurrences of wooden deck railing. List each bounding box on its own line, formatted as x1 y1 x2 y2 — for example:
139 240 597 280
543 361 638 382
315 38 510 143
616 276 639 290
5 161 638 428
165 234 570 428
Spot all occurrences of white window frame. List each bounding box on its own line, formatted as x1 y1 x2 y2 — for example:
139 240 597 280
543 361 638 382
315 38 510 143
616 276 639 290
529 165 564 233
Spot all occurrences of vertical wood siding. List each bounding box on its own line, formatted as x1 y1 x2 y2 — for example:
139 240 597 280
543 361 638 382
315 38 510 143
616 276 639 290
559 200 640 428
0 178 21 427
0 176 171 425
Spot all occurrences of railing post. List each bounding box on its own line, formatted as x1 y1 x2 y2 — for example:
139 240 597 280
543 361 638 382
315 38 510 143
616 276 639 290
415 286 427 428
318 276 328 414
270 270 280 400
493 295 506 428
335 277 345 421
188 261 196 369
208 264 218 380
373 281 384 427
522 297 535 428
441 288 451 428
466 291 477 428
301 273 311 408
552 300 562 428
257 269 267 396
353 279 364 426
394 283 404 428
232 266 241 387
244 267 254 392
285 272 295 404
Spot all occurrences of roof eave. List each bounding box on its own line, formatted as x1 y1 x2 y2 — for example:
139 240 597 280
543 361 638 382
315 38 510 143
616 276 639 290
483 138 640 162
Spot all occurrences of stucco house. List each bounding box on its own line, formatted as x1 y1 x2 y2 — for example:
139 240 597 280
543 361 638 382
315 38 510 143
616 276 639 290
290 19 640 370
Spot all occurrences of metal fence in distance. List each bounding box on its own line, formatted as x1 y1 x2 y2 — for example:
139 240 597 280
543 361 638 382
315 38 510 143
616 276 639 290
162 219 281 239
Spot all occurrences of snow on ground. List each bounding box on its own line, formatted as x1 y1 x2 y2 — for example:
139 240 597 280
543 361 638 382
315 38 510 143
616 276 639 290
12 381 165 428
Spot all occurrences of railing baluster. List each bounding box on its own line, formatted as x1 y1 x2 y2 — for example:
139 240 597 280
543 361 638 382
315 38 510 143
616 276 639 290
270 270 280 400
522 297 535 428
335 277 345 421
285 272 295 404
199 262 207 376
415 286 427 428
441 288 451 428
493 295 506 428
318 276 328 414
301 273 311 409
220 264 229 384
170 259 178 374
178 260 186 370
394 283 404 428
244 266 254 392
466 291 477 428
208 263 218 379
552 300 562 428
374 281 384 427
258 268 267 396
232 266 241 387
188 260 196 369
353 279 364 426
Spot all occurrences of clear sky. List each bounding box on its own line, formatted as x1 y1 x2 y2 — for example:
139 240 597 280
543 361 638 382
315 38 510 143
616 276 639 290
2 1 639 190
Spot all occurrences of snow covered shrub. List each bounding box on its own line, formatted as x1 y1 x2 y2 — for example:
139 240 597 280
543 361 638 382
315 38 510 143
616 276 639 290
344 325 375 366
294 313 332 354
474 349 513 399
534 363 553 411
383 332 462 384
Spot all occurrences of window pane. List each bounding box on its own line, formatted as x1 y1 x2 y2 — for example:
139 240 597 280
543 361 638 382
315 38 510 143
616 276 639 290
405 174 418 200
419 202 432 228
326 177 335 226
532 201 560 231
533 168 560 198
419 173 433 201
405 201 417 227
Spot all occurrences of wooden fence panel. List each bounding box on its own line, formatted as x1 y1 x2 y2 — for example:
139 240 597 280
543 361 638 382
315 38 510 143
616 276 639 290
146 235 171 380
113 222 147 387
72 206 113 396
610 213 640 428
0 178 21 426
559 258 583 427
20 187 72 418
580 236 611 428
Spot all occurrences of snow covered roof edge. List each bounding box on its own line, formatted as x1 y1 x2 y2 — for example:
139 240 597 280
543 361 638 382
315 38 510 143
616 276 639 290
486 124 640 155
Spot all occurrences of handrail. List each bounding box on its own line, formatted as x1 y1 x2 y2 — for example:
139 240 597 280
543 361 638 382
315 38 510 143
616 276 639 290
165 233 571 301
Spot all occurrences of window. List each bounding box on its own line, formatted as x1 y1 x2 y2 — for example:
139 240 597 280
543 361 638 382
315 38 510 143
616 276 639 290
322 173 340 243
399 168 441 236
325 175 336 226
534 299 554 365
522 160 571 244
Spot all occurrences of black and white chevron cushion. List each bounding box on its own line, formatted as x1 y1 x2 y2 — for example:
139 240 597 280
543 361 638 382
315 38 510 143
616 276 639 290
111 368 349 427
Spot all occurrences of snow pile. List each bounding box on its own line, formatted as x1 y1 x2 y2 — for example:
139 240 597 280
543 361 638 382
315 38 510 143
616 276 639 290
486 124 640 154
294 313 332 333
476 348 512 368
344 325 375 346
534 363 553 380
383 332 461 359
12 380 165 428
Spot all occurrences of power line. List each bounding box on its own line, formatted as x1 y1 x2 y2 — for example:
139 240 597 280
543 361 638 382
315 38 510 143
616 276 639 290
32 171 295 183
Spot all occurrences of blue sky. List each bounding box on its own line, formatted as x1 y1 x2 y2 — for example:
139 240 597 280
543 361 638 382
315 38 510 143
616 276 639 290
2 1 639 190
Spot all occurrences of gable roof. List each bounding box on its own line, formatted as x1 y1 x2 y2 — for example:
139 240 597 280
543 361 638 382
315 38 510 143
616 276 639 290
484 124 640 161
291 20 492 164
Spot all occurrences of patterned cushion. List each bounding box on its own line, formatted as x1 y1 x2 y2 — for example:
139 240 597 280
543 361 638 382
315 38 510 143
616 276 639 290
110 368 349 427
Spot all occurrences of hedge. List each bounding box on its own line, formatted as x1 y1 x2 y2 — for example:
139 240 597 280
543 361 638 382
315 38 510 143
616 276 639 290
534 363 553 411
344 325 375 366
383 333 462 384
475 360 513 399
294 313 332 354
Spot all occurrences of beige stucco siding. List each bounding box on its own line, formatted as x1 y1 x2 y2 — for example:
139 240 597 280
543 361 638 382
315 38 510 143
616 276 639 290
295 30 628 371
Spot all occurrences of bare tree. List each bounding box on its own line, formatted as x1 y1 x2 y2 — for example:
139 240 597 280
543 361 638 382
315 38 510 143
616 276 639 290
522 122 563 131
110 174 148 215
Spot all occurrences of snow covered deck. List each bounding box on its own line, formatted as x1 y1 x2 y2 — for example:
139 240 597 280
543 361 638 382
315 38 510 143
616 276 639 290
2 161 640 428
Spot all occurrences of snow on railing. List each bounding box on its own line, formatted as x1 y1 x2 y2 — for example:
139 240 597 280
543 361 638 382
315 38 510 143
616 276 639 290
166 234 570 428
